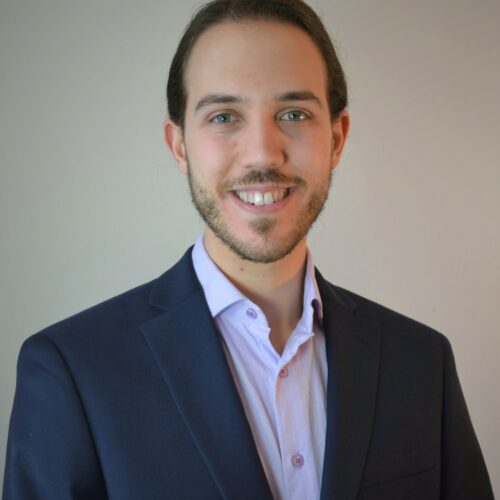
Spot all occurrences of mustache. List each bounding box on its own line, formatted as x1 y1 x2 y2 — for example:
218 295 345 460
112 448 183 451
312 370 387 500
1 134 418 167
222 170 306 190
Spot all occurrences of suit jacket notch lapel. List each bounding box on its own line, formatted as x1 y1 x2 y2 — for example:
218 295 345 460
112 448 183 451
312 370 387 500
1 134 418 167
142 252 272 500
317 274 382 500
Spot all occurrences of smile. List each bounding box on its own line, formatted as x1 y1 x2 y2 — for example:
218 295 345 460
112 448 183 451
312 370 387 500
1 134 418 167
235 188 289 206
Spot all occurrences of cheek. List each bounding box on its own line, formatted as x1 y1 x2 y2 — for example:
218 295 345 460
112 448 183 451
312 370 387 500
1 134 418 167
288 133 332 171
185 133 236 183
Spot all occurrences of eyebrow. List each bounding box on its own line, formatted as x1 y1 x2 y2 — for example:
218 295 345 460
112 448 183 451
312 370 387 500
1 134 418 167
195 94 245 112
276 91 323 108
194 90 322 113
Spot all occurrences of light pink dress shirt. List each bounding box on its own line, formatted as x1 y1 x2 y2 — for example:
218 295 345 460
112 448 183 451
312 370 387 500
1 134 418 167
192 236 328 500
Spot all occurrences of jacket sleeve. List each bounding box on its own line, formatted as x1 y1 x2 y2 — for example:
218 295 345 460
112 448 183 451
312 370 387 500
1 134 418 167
3 333 108 500
440 335 494 499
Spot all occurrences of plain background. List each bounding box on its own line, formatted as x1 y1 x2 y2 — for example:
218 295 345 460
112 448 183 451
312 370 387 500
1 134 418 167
1 0 498 495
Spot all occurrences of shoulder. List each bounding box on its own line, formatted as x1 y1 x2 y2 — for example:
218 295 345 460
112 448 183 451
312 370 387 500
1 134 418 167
21 247 198 360
337 284 441 335
319 276 449 358
38 278 156 341
18 278 158 368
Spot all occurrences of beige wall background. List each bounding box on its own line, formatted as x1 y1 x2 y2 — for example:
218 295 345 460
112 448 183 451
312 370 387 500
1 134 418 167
1 0 498 494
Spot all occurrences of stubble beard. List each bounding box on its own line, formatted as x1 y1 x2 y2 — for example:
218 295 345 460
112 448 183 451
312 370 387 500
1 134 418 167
186 164 333 264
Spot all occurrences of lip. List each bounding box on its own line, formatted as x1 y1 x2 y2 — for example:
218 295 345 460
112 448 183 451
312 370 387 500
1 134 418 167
228 187 296 214
229 183 294 192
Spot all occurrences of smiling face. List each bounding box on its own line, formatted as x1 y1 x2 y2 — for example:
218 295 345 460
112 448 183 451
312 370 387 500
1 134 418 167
166 20 349 264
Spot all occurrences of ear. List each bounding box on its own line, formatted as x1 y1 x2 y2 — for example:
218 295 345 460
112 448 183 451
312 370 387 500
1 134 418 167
330 110 350 170
164 120 188 174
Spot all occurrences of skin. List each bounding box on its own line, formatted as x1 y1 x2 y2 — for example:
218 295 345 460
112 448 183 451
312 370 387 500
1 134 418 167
165 20 349 353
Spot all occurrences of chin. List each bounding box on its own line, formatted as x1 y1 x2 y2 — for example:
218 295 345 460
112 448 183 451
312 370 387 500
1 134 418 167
213 224 306 264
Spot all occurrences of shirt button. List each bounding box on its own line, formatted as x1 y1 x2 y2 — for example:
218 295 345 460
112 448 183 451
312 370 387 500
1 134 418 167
291 453 304 468
279 367 288 378
245 308 258 319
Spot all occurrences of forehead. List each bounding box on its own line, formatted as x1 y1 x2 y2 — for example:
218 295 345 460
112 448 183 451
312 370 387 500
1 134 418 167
184 20 328 109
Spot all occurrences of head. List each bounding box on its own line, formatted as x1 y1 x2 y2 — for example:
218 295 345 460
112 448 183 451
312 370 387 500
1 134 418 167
165 1 350 264
167 0 347 129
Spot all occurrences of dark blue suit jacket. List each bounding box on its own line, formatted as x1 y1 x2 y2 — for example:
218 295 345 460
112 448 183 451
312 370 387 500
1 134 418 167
3 248 494 499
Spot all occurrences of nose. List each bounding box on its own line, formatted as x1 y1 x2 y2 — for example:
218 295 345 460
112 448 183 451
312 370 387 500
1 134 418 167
238 115 286 170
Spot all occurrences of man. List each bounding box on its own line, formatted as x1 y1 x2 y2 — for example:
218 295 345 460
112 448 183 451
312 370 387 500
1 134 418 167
3 0 494 499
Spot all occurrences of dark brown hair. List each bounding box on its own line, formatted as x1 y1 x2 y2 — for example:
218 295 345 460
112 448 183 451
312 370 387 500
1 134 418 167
167 0 348 128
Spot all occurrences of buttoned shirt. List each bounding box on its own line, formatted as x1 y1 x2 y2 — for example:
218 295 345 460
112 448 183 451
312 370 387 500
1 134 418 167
192 236 327 500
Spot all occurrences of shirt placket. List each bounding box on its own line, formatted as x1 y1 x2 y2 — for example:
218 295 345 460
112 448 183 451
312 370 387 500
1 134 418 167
273 331 317 500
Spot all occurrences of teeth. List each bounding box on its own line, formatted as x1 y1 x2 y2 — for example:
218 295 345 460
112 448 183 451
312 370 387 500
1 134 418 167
236 189 288 206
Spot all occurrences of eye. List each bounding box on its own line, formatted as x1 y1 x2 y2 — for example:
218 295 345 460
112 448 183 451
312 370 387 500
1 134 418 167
280 110 309 122
209 112 237 124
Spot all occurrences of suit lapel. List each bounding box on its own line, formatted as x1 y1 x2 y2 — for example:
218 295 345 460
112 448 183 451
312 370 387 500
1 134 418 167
141 250 273 500
317 273 381 500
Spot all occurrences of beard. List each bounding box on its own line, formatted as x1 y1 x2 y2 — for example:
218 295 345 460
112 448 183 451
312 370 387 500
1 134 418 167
187 164 333 264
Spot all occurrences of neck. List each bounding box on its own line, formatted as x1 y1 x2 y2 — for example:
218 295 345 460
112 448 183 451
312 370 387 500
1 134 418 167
204 230 308 354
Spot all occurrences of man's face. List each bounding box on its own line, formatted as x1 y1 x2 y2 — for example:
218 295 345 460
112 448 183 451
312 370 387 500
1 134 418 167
166 20 348 263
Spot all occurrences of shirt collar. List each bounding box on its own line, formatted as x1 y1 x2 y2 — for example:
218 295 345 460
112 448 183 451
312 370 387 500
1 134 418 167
192 235 247 317
302 248 323 326
192 235 323 325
